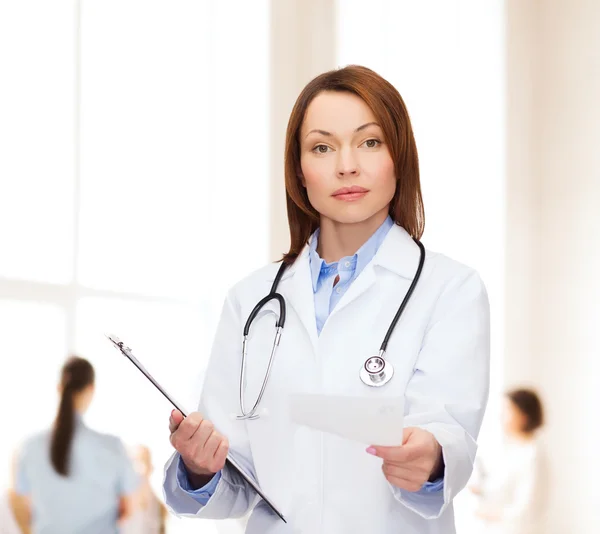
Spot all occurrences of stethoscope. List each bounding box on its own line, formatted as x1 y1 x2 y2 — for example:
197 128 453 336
237 238 426 420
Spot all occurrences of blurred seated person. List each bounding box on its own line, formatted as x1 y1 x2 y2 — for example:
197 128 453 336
120 445 168 534
0 450 30 534
0 487 22 534
470 388 547 534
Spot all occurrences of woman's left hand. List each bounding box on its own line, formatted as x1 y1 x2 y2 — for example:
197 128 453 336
367 427 443 492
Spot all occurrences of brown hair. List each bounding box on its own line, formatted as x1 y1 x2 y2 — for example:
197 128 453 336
50 356 95 476
507 388 544 434
282 65 424 264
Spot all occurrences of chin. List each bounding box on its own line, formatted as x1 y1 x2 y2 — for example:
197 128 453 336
323 214 369 225
322 206 387 226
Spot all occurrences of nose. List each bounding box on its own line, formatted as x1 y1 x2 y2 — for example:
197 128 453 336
336 147 359 178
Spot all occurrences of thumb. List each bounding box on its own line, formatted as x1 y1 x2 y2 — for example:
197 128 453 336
169 409 185 431
402 427 416 446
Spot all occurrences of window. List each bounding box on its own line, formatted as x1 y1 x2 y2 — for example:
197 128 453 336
0 2 269 532
0 0 75 284
0 301 67 484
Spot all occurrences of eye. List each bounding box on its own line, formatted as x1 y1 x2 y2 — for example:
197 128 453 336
362 138 381 149
312 144 332 154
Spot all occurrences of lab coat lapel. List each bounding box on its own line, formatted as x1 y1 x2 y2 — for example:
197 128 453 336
282 248 319 352
372 224 423 279
327 224 422 319
327 263 377 319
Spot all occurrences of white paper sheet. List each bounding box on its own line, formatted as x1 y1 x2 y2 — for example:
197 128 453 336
288 393 405 447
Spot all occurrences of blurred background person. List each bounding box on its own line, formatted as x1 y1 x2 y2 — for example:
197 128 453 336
0 491 22 534
14 356 139 534
470 388 547 534
0 453 26 534
1 452 30 534
120 445 168 534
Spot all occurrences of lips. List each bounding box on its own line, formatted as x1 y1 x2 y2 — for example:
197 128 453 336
332 185 369 201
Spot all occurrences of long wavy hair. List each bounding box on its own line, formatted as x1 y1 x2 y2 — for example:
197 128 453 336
282 65 424 264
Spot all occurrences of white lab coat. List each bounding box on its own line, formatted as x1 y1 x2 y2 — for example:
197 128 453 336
475 439 547 534
163 225 490 534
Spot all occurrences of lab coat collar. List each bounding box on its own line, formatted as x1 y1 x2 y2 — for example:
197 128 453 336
265 224 422 348
269 223 422 285
372 223 424 279
322 224 422 320
271 220 417 280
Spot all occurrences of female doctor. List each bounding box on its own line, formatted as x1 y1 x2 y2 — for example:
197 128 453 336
163 65 490 534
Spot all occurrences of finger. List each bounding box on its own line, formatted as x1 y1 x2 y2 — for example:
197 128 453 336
191 419 216 451
202 431 222 460
206 435 228 472
368 444 414 463
169 409 184 433
212 438 229 471
382 462 429 483
381 463 415 480
174 412 203 441
384 473 423 493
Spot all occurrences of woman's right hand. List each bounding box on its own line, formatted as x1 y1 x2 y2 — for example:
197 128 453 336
169 410 229 480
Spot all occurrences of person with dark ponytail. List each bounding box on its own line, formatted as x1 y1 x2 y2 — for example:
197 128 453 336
14 356 139 534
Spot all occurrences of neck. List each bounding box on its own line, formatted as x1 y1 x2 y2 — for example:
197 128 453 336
73 391 90 414
317 210 388 263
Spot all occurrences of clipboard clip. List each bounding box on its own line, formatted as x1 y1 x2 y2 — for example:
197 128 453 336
106 334 131 355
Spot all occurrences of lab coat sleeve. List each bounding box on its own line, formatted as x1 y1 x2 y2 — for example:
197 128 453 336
389 268 490 519
162 289 260 519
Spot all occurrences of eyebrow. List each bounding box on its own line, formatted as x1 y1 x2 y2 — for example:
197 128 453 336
304 122 381 139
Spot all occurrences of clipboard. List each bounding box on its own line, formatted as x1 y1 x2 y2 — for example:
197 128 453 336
105 334 286 523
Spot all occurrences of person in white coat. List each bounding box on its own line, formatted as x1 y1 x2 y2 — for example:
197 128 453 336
470 389 547 534
163 65 491 533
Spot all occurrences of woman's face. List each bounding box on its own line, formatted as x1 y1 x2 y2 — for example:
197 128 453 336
502 398 526 435
299 91 397 227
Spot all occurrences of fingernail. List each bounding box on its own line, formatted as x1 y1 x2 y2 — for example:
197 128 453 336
366 447 377 455
171 409 176 417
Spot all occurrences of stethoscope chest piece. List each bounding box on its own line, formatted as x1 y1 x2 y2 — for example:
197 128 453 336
360 354 394 387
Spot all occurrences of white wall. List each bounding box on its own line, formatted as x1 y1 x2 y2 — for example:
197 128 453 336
506 0 600 531
504 0 539 386
269 0 337 260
